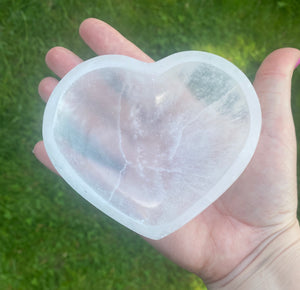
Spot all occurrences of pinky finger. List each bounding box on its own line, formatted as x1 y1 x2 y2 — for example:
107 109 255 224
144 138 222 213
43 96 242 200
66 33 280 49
33 141 59 175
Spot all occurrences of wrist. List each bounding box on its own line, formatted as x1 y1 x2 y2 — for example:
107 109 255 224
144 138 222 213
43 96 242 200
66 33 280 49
206 220 300 290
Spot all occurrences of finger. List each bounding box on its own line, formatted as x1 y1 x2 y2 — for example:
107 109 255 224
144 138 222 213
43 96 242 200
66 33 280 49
79 18 153 63
45 46 83 78
254 48 300 122
33 141 59 175
38 77 59 102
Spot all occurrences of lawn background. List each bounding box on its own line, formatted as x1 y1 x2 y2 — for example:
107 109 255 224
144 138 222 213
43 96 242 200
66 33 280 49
0 0 299 289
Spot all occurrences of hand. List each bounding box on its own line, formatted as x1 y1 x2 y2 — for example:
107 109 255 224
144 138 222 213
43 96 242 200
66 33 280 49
34 18 300 288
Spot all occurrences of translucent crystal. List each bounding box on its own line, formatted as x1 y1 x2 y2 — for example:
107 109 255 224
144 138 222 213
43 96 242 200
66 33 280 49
43 51 261 239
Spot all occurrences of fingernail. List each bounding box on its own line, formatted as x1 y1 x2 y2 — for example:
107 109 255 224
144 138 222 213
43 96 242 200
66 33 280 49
295 58 300 69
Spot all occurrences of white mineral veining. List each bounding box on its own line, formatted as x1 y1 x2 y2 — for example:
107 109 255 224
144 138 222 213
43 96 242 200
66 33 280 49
43 51 261 239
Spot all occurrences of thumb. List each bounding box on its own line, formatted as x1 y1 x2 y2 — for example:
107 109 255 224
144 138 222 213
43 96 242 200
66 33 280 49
253 48 300 131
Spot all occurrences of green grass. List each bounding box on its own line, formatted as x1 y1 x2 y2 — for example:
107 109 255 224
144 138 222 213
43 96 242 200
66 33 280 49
0 0 300 289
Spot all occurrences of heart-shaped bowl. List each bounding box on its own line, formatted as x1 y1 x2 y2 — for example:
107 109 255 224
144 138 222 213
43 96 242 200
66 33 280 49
43 51 261 240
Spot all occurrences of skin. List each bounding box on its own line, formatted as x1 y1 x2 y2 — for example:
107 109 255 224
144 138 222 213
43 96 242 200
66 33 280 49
34 18 300 288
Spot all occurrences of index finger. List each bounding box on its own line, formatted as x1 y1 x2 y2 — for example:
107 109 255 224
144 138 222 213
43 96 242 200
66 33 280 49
79 18 154 63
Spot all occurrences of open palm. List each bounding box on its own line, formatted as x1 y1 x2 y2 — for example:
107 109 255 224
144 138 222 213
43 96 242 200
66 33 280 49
34 18 300 286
